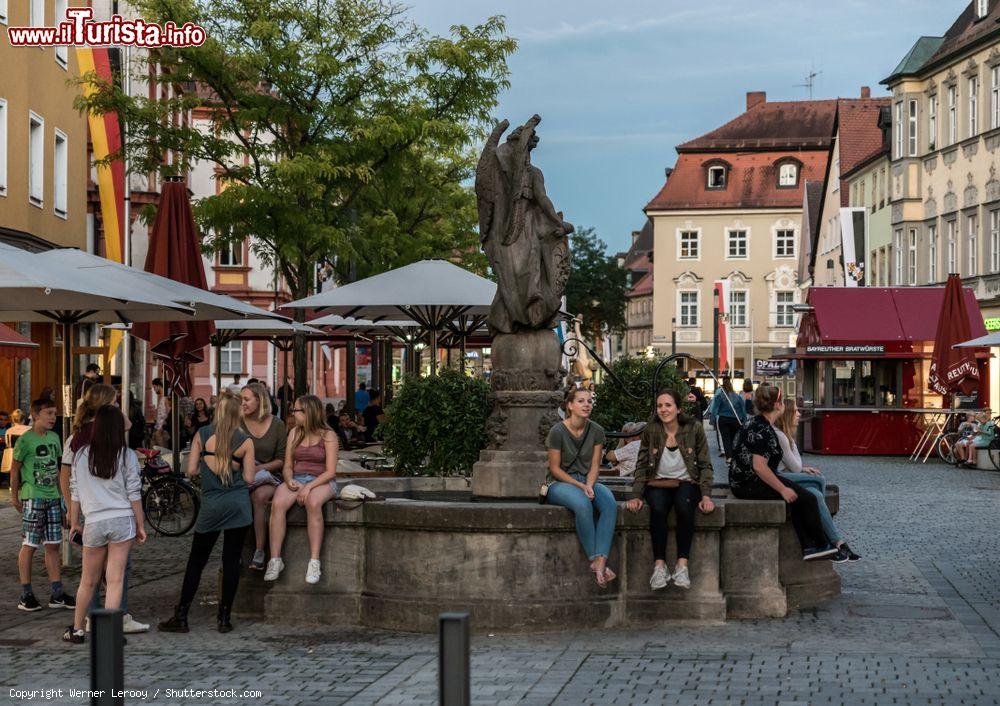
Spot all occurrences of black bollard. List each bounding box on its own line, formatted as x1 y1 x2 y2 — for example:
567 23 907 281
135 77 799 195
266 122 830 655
90 609 124 706
438 612 470 706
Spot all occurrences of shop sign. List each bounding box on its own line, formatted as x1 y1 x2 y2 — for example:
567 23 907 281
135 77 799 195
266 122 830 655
694 369 744 379
804 345 885 355
984 317 1000 332
755 358 796 378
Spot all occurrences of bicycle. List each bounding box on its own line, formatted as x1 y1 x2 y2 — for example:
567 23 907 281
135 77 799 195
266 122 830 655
139 448 200 537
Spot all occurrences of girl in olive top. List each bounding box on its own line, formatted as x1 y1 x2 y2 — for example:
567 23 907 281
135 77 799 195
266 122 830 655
545 387 619 588
625 388 715 592
158 392 255 634
240 383 287 571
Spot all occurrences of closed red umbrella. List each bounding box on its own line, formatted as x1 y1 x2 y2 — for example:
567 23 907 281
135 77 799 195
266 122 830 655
928 273 980 396
0 323 37 359
132 177 215 395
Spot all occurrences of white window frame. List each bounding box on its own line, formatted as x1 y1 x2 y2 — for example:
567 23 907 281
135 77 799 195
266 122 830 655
774 291 795 328
929 94 937 151
992 210 1000 273
948 220 957 274
894 229 903 284
729 290 748 328
979 0 989 18
678 290 700 328
29 0 43 27
707 165 726 189
726 228 748 260
969 76 979 138
0 1 8 25
908 228 917 285
993 67 1000 130
218 240 244 267
929 224 938 283
778 163 797 187
774 228 796 258
219 340 243 375
949 85 958 146
894 102 903 159
968 214 979 276
0 98 6 197
677 229 701 260
53 128 67 219
28 111 43 207
54 0 67 68
908 99 918 156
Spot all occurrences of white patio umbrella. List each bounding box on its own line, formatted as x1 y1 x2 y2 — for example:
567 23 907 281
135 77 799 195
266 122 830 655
209 318 324 397
954 332 1000 348
284 260 495 374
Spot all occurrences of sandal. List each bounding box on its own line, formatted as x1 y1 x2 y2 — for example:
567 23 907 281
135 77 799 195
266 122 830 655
595 569 607 588
603 567 617 585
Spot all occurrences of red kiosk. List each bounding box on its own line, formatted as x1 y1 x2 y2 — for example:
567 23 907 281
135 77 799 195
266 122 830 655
791 287 989 455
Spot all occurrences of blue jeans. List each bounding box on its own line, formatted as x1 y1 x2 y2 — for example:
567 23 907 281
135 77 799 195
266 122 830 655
780 472 841 544
547 476 618 560
88 549 132 615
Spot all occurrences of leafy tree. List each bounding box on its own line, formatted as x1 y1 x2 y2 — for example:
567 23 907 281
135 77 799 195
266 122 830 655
76 0 514 393
565 227 628 343
379 368 493 475
591 355 692 433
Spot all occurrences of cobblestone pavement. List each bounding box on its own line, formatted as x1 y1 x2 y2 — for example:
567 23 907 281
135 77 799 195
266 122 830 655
2 433 1000 705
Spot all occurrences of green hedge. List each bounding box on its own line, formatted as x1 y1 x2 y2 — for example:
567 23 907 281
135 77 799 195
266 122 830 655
379 369 494 476
591 355 692 432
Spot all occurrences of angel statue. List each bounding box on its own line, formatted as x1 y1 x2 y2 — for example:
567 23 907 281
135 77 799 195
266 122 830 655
476 115 573 334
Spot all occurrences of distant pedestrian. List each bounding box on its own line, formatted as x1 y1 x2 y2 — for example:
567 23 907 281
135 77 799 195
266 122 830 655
151 378 169 448
63 405 146 644
74 364 101 408
742 379 755 417
227 374 242 396
362 389 384 442
11 397 75 613
708 378 746 462
158 392 256 634
354 382 370 413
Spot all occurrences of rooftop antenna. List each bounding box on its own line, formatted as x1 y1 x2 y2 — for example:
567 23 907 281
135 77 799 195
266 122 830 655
795 68 822 99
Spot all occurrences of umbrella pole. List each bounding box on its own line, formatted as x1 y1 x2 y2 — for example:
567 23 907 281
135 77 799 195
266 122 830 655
171 389 180 475
430 329 438 376
62 320 73 442
215 343 222 396
283 347 290 416
460 337 467 375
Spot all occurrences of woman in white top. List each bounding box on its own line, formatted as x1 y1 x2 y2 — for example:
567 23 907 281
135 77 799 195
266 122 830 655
63 405 146 644
774 400 860 564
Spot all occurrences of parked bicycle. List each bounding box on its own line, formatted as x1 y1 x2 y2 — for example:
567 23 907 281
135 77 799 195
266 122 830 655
139 448 200 536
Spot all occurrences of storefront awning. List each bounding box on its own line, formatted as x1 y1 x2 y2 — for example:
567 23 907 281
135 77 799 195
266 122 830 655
0 323 37 359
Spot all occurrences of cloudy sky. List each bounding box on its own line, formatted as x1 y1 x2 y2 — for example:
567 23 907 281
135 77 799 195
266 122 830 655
407 0 965 253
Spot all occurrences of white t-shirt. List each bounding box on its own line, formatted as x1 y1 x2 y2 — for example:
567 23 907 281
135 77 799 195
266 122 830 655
613 440 641 476
656 445 692 481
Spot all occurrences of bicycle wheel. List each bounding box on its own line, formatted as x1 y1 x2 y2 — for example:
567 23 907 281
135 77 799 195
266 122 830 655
936 433 959 465
143 478 200 537
989 440 1000 471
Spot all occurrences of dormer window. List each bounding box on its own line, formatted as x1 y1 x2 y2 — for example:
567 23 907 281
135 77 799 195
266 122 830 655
707 164 727 189
978 0 989 19
779 163 797 187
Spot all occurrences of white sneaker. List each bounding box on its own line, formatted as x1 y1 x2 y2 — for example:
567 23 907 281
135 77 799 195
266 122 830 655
264 557 285 582
649 564 670 590
305 559 321 584
85 617 90 633
122 614 149 634
672 565 691 590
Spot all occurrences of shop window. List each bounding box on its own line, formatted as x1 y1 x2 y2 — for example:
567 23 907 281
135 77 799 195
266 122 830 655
831 360 856 406
858 361 876 406
815 360 827 407
877 361 900 408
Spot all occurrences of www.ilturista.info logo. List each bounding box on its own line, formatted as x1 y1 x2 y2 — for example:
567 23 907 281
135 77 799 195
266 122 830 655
7 8 206 48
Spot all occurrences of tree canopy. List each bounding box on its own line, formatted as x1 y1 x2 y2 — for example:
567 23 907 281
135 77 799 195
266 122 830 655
76 0 514 390
565 227 629 343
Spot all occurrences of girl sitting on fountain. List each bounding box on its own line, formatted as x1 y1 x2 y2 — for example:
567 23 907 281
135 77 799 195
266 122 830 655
264 395 339 585
624 388 715 591
545 387 619 587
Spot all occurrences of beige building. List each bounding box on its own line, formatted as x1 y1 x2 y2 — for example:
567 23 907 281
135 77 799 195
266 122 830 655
644 93 836 380
883 0 1000 404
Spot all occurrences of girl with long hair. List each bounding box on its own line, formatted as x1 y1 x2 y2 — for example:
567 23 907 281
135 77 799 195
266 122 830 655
63 406 146 643
158 392 255 634
625 389 715 591
774 400 860 563
545 387 619 588
264 395 339 585
240 383 287 571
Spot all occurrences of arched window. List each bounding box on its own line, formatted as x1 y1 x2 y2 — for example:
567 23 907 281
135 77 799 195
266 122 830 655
703 159 732 190
775 158 802 188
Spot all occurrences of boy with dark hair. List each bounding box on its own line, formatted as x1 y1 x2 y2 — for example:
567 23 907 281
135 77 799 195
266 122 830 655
11 398 75 612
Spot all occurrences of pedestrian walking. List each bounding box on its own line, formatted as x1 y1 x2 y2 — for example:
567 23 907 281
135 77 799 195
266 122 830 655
74 363 101 409
240 383 287 571
151 378 169 448
11 397 76 612
158 392 255 633
709 377 746 462
63 405 146 644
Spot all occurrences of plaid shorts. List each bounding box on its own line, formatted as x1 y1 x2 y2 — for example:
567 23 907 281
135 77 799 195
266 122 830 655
21 498 63 547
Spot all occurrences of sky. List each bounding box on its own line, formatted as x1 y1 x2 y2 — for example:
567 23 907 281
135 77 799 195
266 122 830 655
406 0 966 253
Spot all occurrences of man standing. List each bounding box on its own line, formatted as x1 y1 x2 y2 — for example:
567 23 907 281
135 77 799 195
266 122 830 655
354 382 370 413
227 374 242 396
151 378 169 448
74 364 101 408
362 390 385 443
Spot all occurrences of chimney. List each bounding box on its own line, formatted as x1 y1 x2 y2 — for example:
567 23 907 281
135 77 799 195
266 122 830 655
664 167 674 180
860 86 871 99
631 230 641 244
746 91 767 111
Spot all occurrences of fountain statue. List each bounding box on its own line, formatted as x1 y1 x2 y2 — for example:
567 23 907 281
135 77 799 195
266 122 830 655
472 115 573 497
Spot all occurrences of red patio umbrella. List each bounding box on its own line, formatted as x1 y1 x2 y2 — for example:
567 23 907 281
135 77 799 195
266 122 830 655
928 273 980 396
132 177 215 396
0 323 38 360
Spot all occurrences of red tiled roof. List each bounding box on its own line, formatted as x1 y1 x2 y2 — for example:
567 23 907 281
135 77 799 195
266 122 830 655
836 98 891 206
677 100 837 152
922 2 1000 74
622 219 653 270
645 150 831 211
627 271 653 298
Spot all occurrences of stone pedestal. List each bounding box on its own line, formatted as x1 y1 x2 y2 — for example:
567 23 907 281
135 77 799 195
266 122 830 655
472 329 563 499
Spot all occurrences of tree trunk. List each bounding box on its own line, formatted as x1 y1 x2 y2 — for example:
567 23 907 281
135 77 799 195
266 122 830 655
291 259 310 397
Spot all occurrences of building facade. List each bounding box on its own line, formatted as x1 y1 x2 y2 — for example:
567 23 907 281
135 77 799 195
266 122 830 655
645 92 836 380
0 0 90 412
619 219 654 357
883 0 1000 405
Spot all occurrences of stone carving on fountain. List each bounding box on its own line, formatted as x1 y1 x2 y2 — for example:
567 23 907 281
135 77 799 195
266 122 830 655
473 114 572 498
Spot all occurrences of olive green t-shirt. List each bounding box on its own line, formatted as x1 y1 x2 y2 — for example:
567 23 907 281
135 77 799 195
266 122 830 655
545 421 606 479
13 430 62 500
241 416 287 478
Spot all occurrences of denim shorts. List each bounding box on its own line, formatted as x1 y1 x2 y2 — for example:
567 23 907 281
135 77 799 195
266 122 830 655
82 516 136 548
21 499 63 547
293 473 338 495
